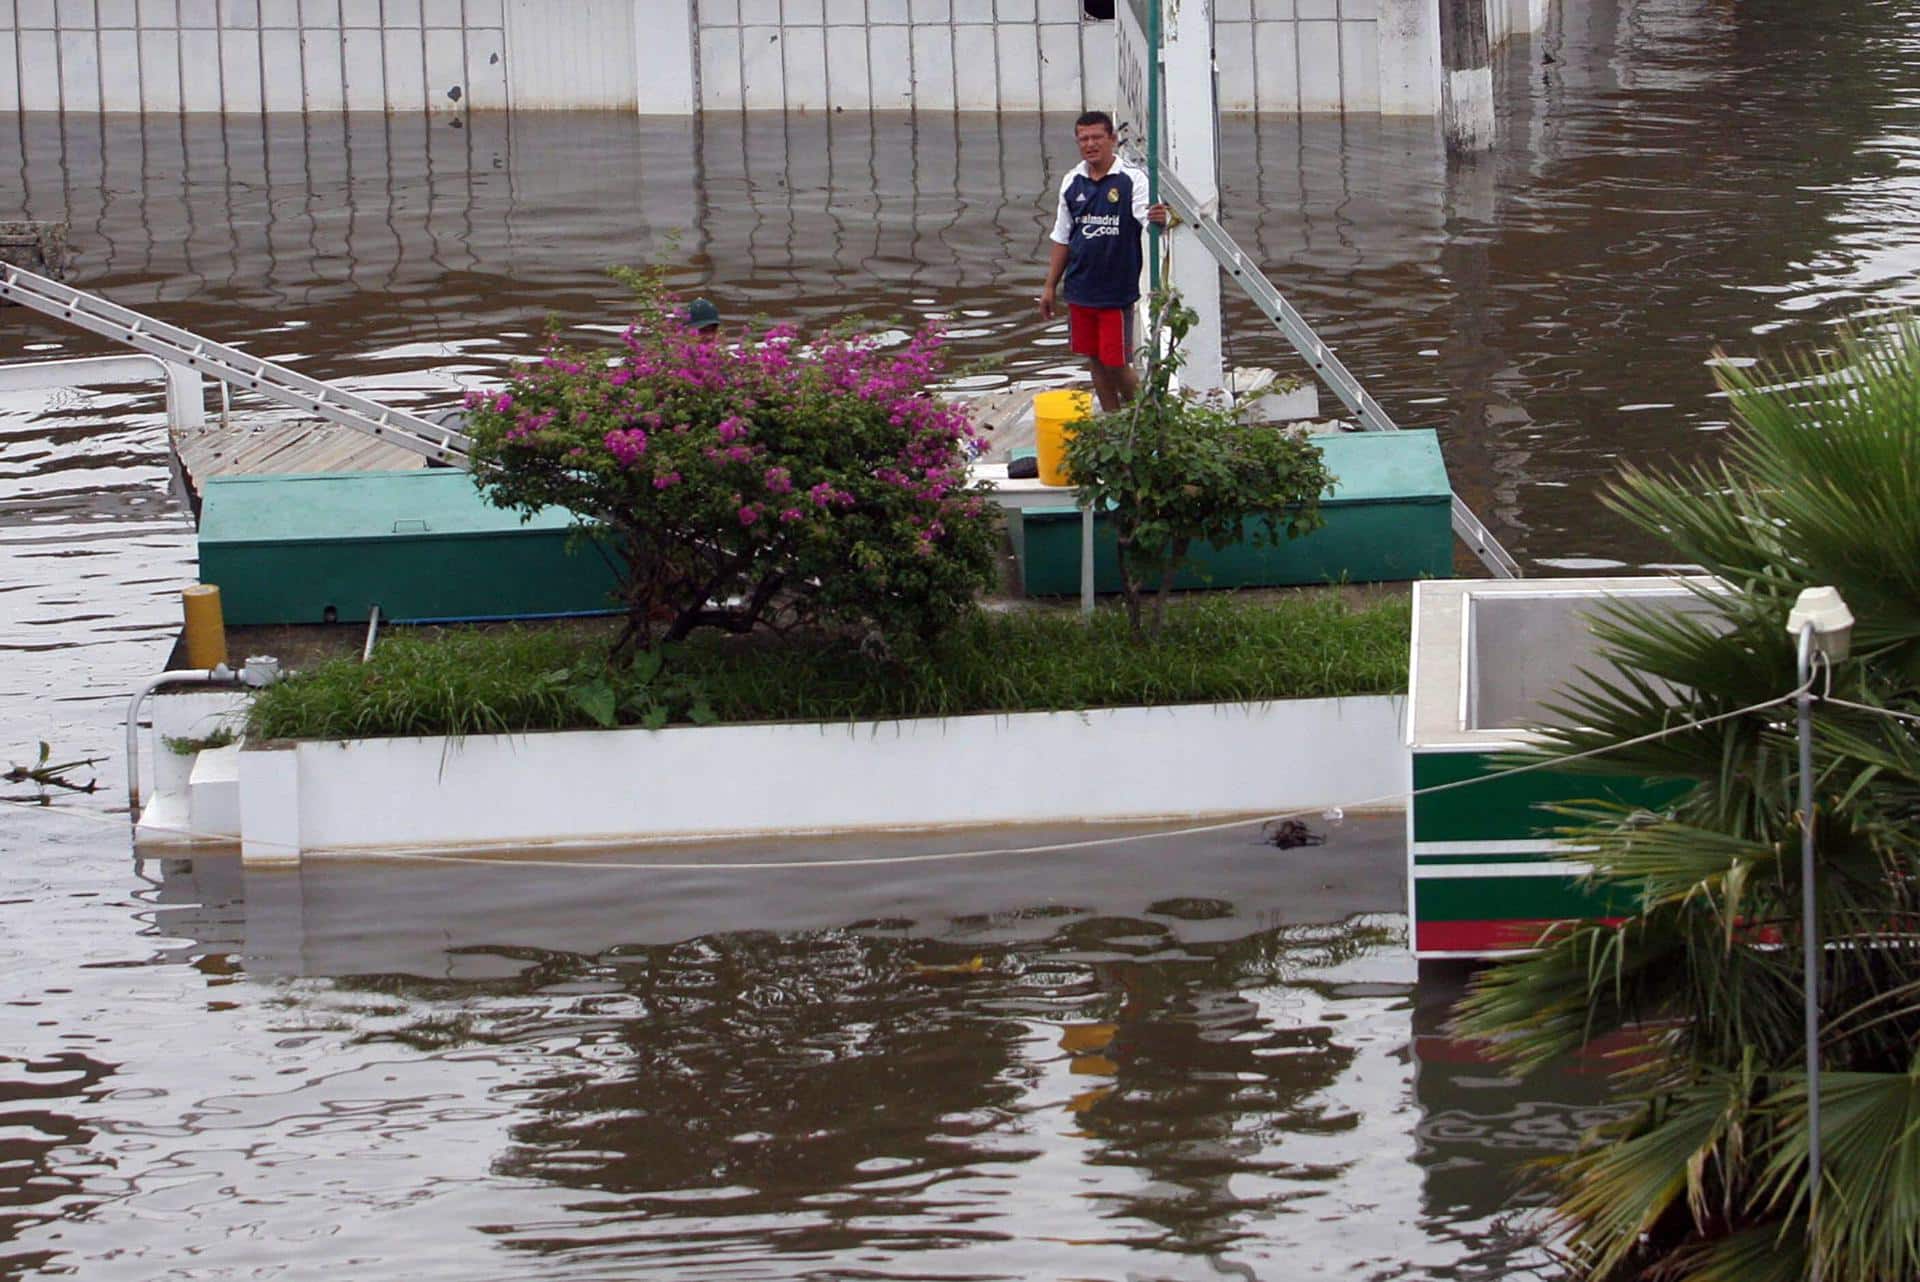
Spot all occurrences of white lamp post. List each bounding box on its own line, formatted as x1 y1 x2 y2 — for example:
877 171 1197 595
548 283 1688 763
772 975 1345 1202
1785 584 1852 1282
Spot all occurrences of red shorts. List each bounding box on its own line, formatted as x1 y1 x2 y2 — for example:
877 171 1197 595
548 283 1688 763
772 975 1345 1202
1068 304 1135 368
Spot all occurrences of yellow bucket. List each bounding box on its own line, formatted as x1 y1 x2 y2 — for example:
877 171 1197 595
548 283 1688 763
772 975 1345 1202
1033 389 1093 487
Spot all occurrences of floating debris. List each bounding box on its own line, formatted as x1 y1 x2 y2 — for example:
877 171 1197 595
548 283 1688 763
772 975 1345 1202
1265 819 1325 850
5 741 101 801
907 955 989 980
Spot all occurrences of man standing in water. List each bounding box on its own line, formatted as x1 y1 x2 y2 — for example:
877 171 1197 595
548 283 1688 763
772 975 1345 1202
1038 111 1170 411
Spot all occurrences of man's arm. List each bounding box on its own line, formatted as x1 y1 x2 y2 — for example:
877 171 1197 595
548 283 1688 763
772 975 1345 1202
1039 241 1070 321
1128 166 1171 229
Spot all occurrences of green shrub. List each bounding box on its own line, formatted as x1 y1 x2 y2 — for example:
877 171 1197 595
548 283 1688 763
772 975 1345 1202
1064 291 1331 640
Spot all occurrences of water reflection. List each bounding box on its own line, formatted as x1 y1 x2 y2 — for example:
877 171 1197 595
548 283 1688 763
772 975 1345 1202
182 838 1481 1277
0 1050 116 1275
1409 968 1625 1228
0 812 1704 1278
1 824 1562 1279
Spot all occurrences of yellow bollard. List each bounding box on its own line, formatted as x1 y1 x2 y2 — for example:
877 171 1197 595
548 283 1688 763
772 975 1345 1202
182 583 228 670
1032 389 1093 487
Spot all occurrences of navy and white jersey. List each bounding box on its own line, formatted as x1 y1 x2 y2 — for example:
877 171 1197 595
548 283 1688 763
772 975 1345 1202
1049 158 1149 310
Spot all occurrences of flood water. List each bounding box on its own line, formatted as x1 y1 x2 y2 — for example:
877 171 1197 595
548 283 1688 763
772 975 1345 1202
6 0 1920 1275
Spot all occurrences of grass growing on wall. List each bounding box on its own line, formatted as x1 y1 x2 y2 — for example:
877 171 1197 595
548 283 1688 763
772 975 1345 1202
245 593 1410 742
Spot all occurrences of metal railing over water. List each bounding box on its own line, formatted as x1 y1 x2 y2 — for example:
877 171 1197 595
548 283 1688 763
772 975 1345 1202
1157 168 1521 579
0 262 473 468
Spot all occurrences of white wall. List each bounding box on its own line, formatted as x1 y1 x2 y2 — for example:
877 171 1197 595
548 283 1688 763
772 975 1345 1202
0 0 508 114
237 695 1409 862
503 0 637 109
1214 0 1383 114
0 0 1505 116
692 0 1110 113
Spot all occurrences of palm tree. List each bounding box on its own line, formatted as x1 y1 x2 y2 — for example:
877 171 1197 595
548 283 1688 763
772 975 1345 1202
1454 320 1920 1281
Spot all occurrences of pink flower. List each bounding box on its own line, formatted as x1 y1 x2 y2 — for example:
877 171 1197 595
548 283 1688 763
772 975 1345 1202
603 427 649 467
653 471 681 489
763 466 792 495
779 507 803 524
738 504 761 527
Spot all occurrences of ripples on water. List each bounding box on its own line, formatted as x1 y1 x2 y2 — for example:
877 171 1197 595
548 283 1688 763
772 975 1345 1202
7 0 1920 1275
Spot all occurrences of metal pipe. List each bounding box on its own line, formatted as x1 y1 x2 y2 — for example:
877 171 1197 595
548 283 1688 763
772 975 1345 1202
1079 505 1096 616
125 668 247 818
1797 623 1823 1281
0 353 204 433
363 604 381 663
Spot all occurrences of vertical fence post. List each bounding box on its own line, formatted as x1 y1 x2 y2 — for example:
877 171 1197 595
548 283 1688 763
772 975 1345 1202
1439 0 1495 151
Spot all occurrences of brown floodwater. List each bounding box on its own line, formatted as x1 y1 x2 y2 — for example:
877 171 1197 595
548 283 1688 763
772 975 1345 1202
6 0 1920 1275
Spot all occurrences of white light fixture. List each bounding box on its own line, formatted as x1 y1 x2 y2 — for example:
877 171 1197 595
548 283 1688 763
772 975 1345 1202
1787 585 1854 662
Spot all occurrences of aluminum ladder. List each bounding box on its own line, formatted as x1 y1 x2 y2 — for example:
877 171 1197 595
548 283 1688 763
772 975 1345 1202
0 262 473 467
1157 169 1521 579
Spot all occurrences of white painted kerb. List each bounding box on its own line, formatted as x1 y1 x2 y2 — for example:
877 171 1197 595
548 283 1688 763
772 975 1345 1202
240 695 1407 863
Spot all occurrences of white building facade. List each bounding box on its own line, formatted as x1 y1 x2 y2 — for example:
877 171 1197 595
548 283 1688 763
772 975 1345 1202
0 0 1547 116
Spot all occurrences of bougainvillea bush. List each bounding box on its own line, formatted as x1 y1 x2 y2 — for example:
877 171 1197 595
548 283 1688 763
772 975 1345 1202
464 294 1000 653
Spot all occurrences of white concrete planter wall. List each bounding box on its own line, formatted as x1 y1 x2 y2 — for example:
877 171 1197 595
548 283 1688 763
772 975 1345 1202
0 1 1551 117
238 694 1408 863
146 687 251 800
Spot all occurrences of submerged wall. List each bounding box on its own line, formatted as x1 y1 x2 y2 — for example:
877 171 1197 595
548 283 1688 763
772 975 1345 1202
234 695 1409 862
0 0 1550 117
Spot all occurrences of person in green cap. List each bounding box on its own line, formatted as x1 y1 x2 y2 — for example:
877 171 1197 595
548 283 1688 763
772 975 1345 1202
683 297 721 335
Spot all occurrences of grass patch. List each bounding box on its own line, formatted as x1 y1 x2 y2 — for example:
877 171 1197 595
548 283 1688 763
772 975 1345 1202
245 593 1410 742
162 727 238 755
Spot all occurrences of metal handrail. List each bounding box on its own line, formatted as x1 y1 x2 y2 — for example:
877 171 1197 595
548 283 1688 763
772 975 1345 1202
1157 168 1521 579
1 262 472 468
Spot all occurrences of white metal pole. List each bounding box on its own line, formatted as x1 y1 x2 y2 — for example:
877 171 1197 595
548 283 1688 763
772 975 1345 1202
1159 0 1224 394
1796 622 1823 1282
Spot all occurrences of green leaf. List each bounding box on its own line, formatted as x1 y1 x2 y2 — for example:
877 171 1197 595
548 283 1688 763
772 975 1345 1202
631 649 664 684
570 679 618 728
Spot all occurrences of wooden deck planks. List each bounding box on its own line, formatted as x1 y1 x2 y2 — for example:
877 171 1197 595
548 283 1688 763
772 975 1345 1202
173 416 426 500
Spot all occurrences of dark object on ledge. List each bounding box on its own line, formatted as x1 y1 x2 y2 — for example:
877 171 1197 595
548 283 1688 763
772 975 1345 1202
1266 819 1325 850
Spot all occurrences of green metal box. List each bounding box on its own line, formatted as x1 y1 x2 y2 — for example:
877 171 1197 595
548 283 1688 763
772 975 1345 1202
197 470 621 625
1014 429 1455 595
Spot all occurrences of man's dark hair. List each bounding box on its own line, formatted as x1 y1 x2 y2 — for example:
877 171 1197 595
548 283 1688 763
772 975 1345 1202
1074 110 1116 135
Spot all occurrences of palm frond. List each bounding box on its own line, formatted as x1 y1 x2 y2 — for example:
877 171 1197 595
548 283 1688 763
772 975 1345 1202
1755 1065 1920 1280
1550 1075 1747 1280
